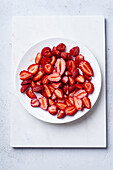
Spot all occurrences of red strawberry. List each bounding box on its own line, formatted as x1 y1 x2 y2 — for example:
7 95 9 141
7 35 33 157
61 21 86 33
19 70 32 80
41 47 51 57
27 64 39 75
83 81 94 94
69 76 75 85
42 75 49 84
48 84 55 93
20 84 29 93
68 85 76 92
21 79 32 85
41 57 51 66
73 96 83 110
55 88 63 99
65 106 77 116
56 43 66 51
35 80 42 85
26 89 37 99
51 93 57 100
82 97 91 109
44 63 53 74
48 99 55 106
72 68 79 78
75 54 84 66
63 85 69 95
83 73 92 81
33 70 44 81
56 103 67 110
74 89 87 99
69 46 79 56
61 76 68 84
31 99 40 107
32 85 44 92
68 96 74 105
65 99 72 106
41 90 47 97
67 60 76 73
35 52 42 64
48 73 61 82
61 52 72 60
44 85 52 98
52 46 60 56
39 97 48 110
75 75 85 83
51 82 63 89
69 91 76 97
30 81 36 88
48 105 58 115
55 58 66 76
79 60 93 76
50 56 56 65
74 84 83 89
57 110 65 119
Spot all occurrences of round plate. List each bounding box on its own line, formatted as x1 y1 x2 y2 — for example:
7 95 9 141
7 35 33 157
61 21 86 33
16 38 101 124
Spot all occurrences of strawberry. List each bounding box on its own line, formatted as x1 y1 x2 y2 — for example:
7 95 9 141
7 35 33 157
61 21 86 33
41 47 51 57
48 84 55 93
56 103 67 110
65 106 77 116
51 93 57 100
42 75 49 84
48 105 58 115
32 85 44 92
50 56 56 65
44 64 53 74
41 57 52 66
55 88 63 99
35 52 42 64
30 81 36 88
55 58 66 76
72 68 79 78
65 99 72 106
61 52 72 60
68 85 76 92
56 43 66 51
35 80 42 85
65 71 71 76
79 60 93 76
41 90 47 97
73 96 83 110
69 91 76 97
44 85 52 98
26 89 37 99
68 96 74 105
33 70 44 81
39 97 48 110
48 73 61 82
74 89 87 99
52 46 60 56
83 73 92 81
67 60 76 73
63 85 69 95
51 82 63 89
62 76 68 84
69 46 79 56
57 110 65 119
83 81 94 94
19 70 32 80
27 64 39 75
20 84 29 93
75 75 85 83
31 99 40 107
75 54 84 66
48 99 55 106
82 97 91 109
21 79 32 85
68 76 75 85
74 84 83 89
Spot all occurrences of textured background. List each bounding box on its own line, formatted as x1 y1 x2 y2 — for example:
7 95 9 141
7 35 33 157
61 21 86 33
0 0 113 170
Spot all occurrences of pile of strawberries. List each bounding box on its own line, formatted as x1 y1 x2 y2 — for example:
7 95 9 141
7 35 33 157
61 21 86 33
19 43 94 119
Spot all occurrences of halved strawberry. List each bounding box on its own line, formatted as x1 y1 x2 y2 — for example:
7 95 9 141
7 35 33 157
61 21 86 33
51 82 63 89
30 81 36 88
27 64 39 75
44 64 53 74
55 88 63 99
83 81 94 94
39 97 48 110
57 110 65 119
19 70 32 80
69 76 75 85
48 105 58 115
72 68 79 78
65 106 77 116
83 73 92 81
48 84 55 93
79 60 93 76
50 56 56 65
56 43 66 51
68 96 74 105
41 47 51 57
74 84 83 89
56 103 67 110
42 75 49 84
44 85 52 98
26 89 37 99
69 46 79 56
65 71 71 76
48 73 61 82
55 58 66 76
67 60 76 73
31 99 40 107
51 93 57 100
65 99 72 106
75 54 84 66
32 85 44 92
61 52 72 60
48 99 55 106
68 85 76 92
21 79 32 85
82 97 91 109
33 70 44 81
74 96 83 110
41 90 47 97
74 89 87 99
35 80 42 85
35 52 42 64
20 84 29 93
75 75 85 83
52 46 60 56
61 76 68 84
63 85 69 95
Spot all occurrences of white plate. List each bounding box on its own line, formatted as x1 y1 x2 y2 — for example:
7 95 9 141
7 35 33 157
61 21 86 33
15 38 101 124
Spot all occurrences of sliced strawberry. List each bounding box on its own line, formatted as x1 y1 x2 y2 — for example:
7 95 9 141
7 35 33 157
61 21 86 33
48 105 58 115
74 96 83 110
52 46 60 56
35 52 42 64
55 88 63 99
50 56 56 65
83 73 92 81
48 84 55 93
75 75 85 83
55 58 66 76
57 99 65 103
79 60 93 76
65 71 71 76
27 64 39 75
56 43 66 51
26 89 37 99
33 70 44 81
41 90 47 97
42 75 49 84
72 68 79 78
69 76 75 85
44 85 52 98
41 47 51 57
68 85 76 92
30 81 36 88
56 103 67 110
69 91 76 97
65 106 77 116
65 99 72 106
57 110 65 119
74 89 87 99
21 79 32 85
39 97 48 110
32 85 44 92
75 54 84 66
82 97 91 109
51 82 63 89
61 52 72 60
69 46 79 56
51 93 57 100
67 60 76 73
41 57 51 67
62 76 68 84
63 85 69 95
68 96 74 105
48 73 61 82
19 70 32 80
44 64 53 74
35 80 42 85
31 99 40 107
20 84 29 93
48 99 55 106
83 81 94 94
74 84 83 89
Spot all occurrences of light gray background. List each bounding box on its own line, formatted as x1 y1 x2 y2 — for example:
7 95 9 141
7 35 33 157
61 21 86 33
0 0 112 170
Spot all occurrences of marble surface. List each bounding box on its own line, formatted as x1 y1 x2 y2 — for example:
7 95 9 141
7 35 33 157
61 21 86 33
0 0 113 169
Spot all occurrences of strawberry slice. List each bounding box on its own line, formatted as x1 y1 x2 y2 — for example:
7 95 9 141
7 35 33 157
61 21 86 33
41 47 51 57
33 70 44 81
61 52 72 60
44 85 52 98
56 103 67 110
30 81 36 88
69 46 79 56
79 60 93 76
48 73 61 82
55 58 66 76
44 64 53 74
48 99 55 106
48 84 55 93
52 46 60 56
56 43 66 51
75 54 84 66
75 75 85 83
73 96 83 110
57 110 65 119
69 91 76 97
50 56 56 65
68 97 74 105
65 99 72 106
74 84 83 89
67 60 76 73
41 57 52 66
19 70 32 80
83 81 94 94
35 52 42 64
55 88 63 99
62 76 69 84
72 68 79 78
27 64 39 75
21 79 32 85
20 84 29 93
42 75 49 84
51 82 63 89
48 105 58 115
39 97 48 110
63 85 69 95
65 71 71 76
26 89 37 99
51 93 57 100
83 73 92 81
74 89 87 99
69 76 75 85
31 99 40 107
32 85 44 92
82 97 91 109
35 80 42 85
65 106 77 116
